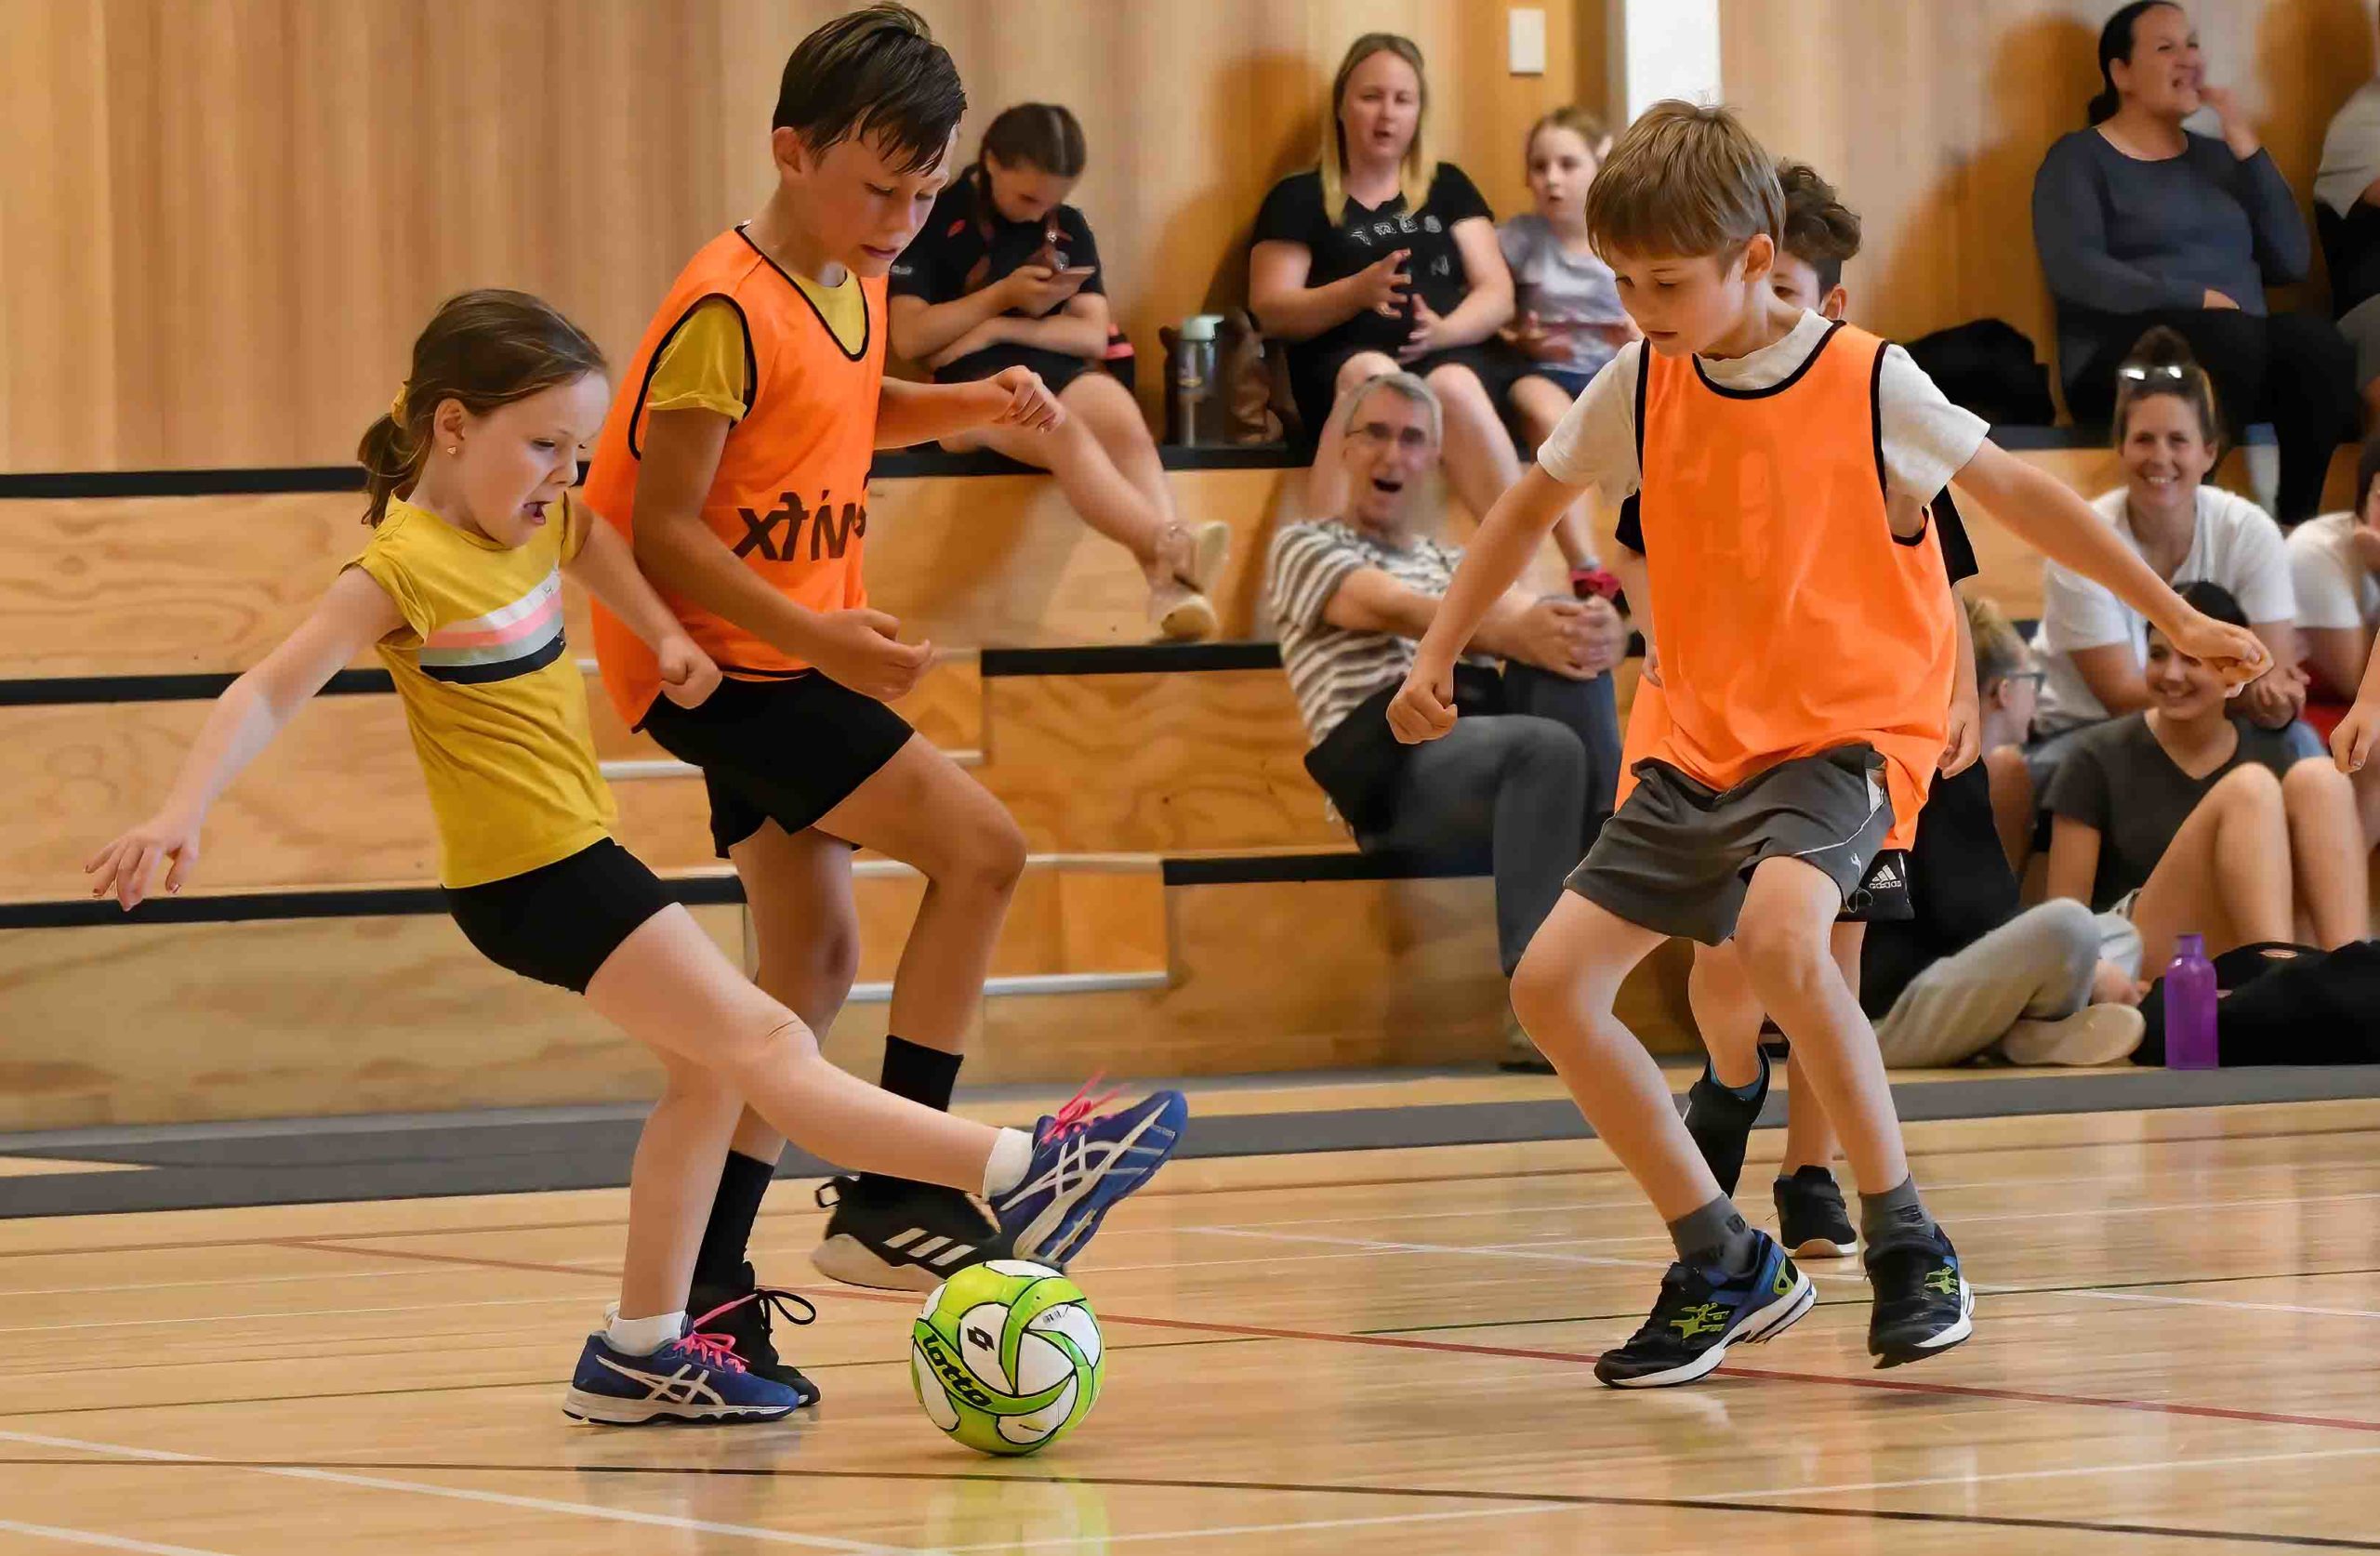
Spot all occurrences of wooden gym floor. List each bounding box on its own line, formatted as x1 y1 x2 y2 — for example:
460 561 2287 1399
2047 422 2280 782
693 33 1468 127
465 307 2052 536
3 1071 2379 1553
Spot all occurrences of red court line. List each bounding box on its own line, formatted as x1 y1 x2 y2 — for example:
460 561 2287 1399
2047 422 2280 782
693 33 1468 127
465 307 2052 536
281 1233 2380 1440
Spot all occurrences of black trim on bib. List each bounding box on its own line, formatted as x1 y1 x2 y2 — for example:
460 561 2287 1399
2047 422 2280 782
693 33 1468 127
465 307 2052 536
627 294 756 461
734 226 870 362
1687 317 1845 401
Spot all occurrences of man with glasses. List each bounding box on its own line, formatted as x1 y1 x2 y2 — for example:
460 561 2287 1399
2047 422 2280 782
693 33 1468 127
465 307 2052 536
1265 370 1627 1067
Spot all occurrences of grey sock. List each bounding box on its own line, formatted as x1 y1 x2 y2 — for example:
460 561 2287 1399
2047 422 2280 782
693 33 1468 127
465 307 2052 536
1858 1174 1937 1253
1668 1195 1759 1275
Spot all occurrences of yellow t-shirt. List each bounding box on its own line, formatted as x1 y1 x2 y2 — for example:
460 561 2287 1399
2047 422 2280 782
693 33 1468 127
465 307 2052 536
644 271 866 421
349 493 616 889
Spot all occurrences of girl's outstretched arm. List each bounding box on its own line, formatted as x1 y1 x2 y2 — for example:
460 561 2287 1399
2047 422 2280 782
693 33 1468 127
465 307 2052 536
85 566 402 909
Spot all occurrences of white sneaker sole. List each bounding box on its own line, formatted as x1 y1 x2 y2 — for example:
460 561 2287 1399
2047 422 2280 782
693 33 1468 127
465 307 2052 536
1602 1267 1816 1390
810 1233 955 1292
1875 1276 1976 1366
2002 1006 2145 1067
562 1389 795 1426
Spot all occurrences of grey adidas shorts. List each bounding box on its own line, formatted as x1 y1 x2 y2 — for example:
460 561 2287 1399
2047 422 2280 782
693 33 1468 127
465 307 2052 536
1567 744 1897 947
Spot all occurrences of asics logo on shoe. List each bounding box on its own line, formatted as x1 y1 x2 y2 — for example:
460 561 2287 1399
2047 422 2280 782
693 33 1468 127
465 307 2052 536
879 1227 981 1269
1925 1266 1959 1296
594 1354 727 1406
1773 1267 1795 1296
1669 1301 1730 1339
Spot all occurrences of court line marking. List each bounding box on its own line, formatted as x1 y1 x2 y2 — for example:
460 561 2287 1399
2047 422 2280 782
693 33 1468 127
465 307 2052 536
0 1518 239 1556
2046 1287 2380 1321
936 1501 1579 1551
1177 1223 1675 1272
1721 1441 2380 1500
0 1430 919 1555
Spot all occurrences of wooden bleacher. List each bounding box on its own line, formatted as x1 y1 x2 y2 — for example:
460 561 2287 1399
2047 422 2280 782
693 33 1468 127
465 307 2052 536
0 437 2358 1127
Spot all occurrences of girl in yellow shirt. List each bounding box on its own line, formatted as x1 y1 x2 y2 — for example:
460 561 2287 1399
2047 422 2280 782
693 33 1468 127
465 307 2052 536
85 288 1185 1427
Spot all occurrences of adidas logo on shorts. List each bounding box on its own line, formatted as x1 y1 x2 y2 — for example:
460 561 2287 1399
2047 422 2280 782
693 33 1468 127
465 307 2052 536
1866 858 1902 890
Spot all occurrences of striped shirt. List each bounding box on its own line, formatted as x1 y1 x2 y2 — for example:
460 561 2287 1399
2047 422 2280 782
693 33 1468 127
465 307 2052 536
1268 520 1483 742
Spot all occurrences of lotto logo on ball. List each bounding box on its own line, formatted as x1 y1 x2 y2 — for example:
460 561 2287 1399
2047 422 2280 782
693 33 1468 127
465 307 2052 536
910 1259 1104 1457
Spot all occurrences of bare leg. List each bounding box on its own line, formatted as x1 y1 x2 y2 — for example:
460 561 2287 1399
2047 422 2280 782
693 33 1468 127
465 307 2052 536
1064 372 1179 536
616 1054 744 1318
1686 939 1764 1088
2352 759 2380 842
962 402 1170 566
1778 923 1861 1176
813 735 1027 1054
1511 893 1715 1221
1305 350 1400 521
2282 758 2370 949
1424 362 1525 523
2128 761 2294 971
717 821 864 1167
1984 745 2035 875
1509 373 1593 568
1734 859 1907 1196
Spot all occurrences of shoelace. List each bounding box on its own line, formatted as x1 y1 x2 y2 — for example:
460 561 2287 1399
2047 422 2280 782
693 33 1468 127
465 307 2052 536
1041 1073 1123 1144
673 1328 748 1373
691 1286 819 1339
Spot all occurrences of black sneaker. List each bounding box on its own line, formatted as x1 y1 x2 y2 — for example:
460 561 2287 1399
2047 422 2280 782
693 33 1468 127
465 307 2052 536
1682 1050 1768 1199
687 1262 821 1407
1774 1167 1858 1259
1593 1230 1815 1389
1865 1226 1974 1367
811 1175 998 1292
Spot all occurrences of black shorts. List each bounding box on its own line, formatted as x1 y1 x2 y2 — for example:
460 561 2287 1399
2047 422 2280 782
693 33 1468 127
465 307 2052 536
444 838 672 994
1567 745 1898 946
641 672 914 856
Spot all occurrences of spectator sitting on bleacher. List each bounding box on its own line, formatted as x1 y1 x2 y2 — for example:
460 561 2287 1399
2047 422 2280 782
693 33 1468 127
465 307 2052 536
2044 582 2368 975
2317 59 2380 431
2286 430 2380 833
1247 36 1590 568
890 103 1230 640
2023 328 2309 820
2033 0 2357 526
1266 370 1624 1062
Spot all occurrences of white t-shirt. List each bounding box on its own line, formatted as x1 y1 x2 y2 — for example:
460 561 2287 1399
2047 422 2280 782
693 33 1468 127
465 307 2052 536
2032 485 2295 733
2285 510 2380 634
1534 310 1990 507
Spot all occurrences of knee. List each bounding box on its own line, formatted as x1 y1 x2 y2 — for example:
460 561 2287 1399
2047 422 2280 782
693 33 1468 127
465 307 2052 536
1334 351 1399 399
1510 935 1592 1040
1734 907 1833 1000
941 808 1029 897
2282 755 2350 808
756 919 860 1013
710 1008 820 1081
1423 363 1495 417
2035 896 2103 978
658 1053 745 1114
2215 759 2285 812
1501 716 1587 780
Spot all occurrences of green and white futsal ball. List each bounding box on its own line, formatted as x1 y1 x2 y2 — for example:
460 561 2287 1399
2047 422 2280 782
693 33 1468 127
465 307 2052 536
911 1259 1104 1456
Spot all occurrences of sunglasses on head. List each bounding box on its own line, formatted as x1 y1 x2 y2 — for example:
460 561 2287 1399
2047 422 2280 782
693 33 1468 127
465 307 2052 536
2117 363 2190 383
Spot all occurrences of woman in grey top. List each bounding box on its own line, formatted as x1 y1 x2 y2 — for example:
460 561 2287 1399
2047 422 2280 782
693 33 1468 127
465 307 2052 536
2032 1 2356 525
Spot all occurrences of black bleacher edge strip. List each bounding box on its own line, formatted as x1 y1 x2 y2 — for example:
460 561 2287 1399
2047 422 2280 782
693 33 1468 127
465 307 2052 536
1 446 1299 501
0 667 396 705
1160 851 1488 888
0 874 747 930
979 641 1282 677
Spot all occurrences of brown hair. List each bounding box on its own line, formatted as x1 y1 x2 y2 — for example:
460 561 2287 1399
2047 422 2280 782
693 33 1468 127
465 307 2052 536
982 102 1087 178
1965 596 2030 693
1526 106 1608 161
1586 100 1783 262
1777 159 1861 294
2110 324 2222 454
358 289 607 527
1319 33 1435 224
772 2 965 175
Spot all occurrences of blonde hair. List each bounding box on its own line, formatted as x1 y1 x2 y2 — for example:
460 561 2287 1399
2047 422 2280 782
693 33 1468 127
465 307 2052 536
1319 33 1435 224
1585 99 1783 261
1341 369 1443 445
1526 106 1608 162
1965 596 2030 693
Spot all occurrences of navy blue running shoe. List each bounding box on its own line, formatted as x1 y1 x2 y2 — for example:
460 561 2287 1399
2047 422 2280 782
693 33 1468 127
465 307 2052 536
562 1328 801 1425
1594 1230 1815 1389
1866 1225 1974 1367
993 1080 1188 1269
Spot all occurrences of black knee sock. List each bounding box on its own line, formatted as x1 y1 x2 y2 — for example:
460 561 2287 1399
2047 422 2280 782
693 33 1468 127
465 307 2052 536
861 1035 965 1193
692 1150 776 1290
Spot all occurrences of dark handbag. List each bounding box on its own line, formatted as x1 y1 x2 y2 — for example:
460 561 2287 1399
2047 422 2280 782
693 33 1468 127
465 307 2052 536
1901 318 2056 429
2136 941 2380 1065
1302 666 1504 835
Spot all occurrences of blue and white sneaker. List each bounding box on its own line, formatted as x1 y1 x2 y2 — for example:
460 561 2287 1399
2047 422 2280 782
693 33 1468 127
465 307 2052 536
1593 1229 1816 1389
992 1079 1188 1269
562 1327 802 1425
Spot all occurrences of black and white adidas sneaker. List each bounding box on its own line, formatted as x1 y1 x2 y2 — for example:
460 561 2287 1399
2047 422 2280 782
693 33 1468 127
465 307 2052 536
811 1176 999 1292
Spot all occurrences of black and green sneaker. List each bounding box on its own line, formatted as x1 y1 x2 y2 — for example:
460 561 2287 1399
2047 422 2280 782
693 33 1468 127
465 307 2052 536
1594 1230 1815 1389
1865 1226 1973 1367
1682 1048 1769 1199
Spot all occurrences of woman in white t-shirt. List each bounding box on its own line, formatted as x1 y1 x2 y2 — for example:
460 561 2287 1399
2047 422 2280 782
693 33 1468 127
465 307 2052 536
2028 329 2309 806
2287 432 2380 832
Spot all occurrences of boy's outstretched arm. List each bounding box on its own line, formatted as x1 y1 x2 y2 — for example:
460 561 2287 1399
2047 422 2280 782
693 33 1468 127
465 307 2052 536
1953 442 2269 683
1387 464 1585 743
876 370 1062 449
85 567 403 908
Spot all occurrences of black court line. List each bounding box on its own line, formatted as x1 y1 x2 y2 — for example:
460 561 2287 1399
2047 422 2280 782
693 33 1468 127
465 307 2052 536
0 872 746 931
978 640 1281 678
0 1457 2367 1549
0 667 396 706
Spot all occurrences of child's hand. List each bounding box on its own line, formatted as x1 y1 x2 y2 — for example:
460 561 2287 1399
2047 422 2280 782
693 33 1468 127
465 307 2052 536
655 636 721 710
2334 700 2380 774
86 808 204 910
987 367 1063 432
1387 657 1459 744
809 608 932 703
1941 679 1981 774
2164 612 2269 689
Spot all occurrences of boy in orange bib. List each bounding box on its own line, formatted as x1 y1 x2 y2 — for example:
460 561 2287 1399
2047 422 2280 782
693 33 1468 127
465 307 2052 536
1390 102 2266 1388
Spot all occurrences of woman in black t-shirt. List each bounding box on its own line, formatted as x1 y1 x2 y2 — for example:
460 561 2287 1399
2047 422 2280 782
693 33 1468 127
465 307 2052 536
891 104 1229 640
1248 34 1536 538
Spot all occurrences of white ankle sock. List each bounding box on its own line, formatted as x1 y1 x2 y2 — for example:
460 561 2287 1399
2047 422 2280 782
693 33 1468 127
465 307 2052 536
981 1127 1034 1199
606 1310 684 1355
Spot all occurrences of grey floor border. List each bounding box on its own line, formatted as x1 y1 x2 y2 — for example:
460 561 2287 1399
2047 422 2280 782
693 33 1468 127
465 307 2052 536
2 1064 2375 1220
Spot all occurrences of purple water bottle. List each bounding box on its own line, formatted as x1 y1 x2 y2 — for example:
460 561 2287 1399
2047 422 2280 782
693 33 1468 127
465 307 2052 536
2163 932 2219 1070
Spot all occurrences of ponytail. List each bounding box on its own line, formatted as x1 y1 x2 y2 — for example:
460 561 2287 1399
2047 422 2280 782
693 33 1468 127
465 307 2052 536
358 393 430 529
2111 323 2223 451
